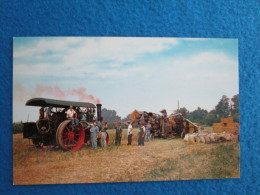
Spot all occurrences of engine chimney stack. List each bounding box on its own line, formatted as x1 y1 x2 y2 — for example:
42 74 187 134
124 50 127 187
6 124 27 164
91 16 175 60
96 104 102 122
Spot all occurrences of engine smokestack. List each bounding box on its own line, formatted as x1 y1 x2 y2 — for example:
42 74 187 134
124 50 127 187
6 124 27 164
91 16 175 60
96 104 102 122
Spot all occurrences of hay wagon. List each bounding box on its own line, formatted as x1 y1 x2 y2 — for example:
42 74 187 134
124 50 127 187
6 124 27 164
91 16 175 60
22 98 105 151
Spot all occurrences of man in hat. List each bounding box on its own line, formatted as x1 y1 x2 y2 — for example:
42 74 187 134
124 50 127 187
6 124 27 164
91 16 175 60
127 121 133 145
138 122 146 146
115 121 122 145
101 121 108 147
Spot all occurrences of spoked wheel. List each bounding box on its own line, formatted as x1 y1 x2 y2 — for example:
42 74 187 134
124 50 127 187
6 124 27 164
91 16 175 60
56 120 85 151
36 119 51 134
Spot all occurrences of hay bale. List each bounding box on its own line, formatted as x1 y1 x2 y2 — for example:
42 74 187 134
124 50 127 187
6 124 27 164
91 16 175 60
212 123 224 133
223 127 239 134
212 123 223 128
213 127 224 133
227 123 239 128
221 117 234 123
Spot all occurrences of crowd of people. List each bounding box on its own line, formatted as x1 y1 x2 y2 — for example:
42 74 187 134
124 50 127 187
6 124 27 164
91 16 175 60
88 120 152 150
39 105 152 149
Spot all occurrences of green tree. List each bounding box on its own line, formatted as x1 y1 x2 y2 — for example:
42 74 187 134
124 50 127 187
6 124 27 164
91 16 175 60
101 108 121 123
205 112 218 126
13 122 23 134
215 95 230 119
231 94 239 113
231 94 239 122
179 107 189 117
121 114 131 123
186 107 208 125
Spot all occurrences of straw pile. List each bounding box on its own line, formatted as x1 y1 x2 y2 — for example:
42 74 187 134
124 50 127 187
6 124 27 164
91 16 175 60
183 132 238 144
212 117 239 135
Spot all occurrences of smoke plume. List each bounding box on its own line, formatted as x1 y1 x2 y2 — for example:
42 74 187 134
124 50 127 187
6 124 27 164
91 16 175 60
14 84 100 104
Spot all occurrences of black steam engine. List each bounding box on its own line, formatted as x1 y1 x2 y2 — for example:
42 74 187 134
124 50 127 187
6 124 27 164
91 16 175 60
23 98 103 151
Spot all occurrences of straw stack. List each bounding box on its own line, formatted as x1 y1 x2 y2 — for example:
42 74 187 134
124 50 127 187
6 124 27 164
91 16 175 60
221 117 234 123
212 117 239 135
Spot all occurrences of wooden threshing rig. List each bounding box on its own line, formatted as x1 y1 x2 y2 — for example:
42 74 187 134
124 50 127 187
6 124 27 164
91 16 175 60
130 109 201 139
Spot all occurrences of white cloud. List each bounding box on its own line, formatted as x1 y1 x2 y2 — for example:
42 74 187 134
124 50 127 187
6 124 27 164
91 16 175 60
14 37 82 58
13 37 180 80
13 38 238 121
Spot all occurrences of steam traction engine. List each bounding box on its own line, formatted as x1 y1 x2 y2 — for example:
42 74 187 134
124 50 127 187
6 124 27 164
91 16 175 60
23 98 104 151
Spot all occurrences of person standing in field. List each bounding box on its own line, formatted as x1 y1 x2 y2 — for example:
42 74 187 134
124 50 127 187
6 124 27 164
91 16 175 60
96 120 103 146
115 121 122 145
145 121 151 142
90 121 99 149
127 121 133 145
138 123 146 146
66 105 79 127
101 121 108 147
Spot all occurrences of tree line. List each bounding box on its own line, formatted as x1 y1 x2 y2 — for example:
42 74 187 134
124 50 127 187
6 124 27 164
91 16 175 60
101 94 239 127
178 94 239 126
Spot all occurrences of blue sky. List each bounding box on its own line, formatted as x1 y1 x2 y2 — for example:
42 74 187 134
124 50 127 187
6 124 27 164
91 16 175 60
13 37 238 122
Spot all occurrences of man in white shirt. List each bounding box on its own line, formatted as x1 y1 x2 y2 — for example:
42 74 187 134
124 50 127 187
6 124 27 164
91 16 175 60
127 121 133 145
66 105 79 127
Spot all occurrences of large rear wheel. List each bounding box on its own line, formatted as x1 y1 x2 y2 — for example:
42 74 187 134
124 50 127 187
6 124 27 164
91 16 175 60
56 120 85 151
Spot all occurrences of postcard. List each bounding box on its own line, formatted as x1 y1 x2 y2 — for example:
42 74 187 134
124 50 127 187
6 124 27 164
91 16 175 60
13 37 239 185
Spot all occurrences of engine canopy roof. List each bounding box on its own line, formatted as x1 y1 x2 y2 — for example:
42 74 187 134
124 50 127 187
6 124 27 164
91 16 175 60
25 97 96 108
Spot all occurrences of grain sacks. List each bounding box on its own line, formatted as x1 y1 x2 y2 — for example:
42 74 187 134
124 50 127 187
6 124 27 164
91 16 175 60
183 132 238 144
188 134 196 143
184 134 189 142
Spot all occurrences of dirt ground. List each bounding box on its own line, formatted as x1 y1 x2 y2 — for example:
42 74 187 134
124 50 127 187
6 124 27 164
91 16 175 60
13 130 240 185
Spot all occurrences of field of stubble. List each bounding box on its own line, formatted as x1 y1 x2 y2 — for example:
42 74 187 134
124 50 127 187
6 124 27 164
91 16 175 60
13 129 240 185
